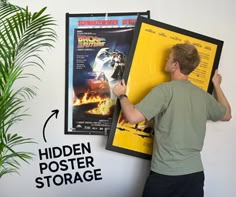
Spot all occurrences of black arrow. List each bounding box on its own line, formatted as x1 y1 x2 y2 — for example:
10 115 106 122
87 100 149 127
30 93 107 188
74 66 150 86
43 109 59 143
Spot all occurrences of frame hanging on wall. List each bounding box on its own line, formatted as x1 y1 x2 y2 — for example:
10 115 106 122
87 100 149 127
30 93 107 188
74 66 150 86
106 16 224 159
65 11 150 135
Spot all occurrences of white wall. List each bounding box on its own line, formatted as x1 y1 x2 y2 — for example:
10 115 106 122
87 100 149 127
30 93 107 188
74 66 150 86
1 0 235 197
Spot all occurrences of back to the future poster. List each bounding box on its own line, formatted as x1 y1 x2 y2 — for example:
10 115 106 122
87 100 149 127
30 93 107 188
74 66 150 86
72 28 134 135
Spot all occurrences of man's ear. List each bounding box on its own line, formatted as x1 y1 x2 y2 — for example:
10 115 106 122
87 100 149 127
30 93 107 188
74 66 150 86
174 61 181 71
171 61 179 72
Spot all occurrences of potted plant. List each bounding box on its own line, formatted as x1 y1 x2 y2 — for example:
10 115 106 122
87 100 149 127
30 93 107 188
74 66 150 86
0 0 57 177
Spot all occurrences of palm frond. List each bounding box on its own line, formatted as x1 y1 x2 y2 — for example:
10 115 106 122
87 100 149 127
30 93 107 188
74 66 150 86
0 1 57 177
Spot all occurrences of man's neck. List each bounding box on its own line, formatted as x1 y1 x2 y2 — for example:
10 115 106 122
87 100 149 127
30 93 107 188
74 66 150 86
170 71 188 81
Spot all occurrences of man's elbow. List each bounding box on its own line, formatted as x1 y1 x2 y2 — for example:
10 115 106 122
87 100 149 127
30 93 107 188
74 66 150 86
128 118 141 125
126 114 145 125
221 113 232 121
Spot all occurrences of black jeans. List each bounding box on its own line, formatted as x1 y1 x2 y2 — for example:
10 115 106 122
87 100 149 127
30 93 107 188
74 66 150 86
142 171 205 197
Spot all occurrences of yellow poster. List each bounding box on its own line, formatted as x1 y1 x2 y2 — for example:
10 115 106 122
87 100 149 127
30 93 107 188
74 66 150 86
106 17 223 159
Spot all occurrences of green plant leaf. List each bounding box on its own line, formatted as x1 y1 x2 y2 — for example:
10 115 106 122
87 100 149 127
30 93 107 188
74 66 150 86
0 0 57 177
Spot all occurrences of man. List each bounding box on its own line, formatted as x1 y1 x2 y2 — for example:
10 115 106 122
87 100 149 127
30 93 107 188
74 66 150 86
113 43 231 197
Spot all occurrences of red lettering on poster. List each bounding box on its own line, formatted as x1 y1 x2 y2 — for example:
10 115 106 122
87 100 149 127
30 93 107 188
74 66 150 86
78 20 118 26
122 19 136 25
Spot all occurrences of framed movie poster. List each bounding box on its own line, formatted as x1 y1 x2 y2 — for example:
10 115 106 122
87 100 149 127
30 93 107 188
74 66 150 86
106 16 223 159
65 11 150 135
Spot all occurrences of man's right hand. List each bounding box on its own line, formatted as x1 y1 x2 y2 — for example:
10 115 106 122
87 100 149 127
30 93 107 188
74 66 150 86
113 79 127 97
212 69 222 87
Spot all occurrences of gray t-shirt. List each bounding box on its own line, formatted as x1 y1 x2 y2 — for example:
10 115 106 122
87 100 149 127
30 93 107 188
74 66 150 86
136 80 226 175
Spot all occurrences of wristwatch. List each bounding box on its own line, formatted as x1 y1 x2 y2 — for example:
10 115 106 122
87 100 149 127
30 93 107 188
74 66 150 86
118 94 128 100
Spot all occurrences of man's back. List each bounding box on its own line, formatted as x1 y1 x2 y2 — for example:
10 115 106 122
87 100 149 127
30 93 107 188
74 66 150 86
136 80 226 175
113 43 231 196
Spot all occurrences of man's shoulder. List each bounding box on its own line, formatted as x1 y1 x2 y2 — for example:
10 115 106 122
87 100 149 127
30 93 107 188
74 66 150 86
151 82 173 97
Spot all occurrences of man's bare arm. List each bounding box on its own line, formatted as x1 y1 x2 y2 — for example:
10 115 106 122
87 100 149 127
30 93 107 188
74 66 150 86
113 79 146 124
118 96 145 124
212 69 232 121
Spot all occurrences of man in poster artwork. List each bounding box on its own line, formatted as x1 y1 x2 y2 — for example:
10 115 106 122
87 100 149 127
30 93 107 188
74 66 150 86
112 43 231 197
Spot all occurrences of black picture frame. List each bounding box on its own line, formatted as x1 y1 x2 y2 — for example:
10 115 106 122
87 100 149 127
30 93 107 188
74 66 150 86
65 11 150 135
106 16 224 159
